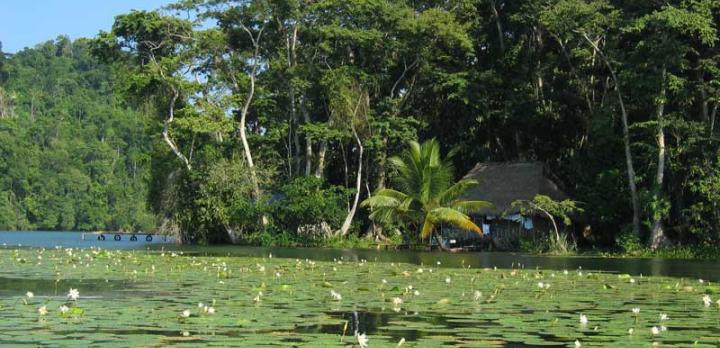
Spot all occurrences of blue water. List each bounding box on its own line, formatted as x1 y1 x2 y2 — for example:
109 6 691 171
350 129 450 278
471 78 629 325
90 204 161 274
0 231 174 249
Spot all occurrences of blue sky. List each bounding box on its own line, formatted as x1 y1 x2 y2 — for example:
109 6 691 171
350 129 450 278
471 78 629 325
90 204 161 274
1 0 172 53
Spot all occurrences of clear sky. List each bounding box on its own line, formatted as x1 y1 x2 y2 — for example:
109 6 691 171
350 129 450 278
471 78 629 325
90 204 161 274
1 0 172 53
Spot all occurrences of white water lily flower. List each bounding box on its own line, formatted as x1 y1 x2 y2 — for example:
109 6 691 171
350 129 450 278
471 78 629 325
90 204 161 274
59 305 69 314
26 291 34 299
67 288 79 301
253 292 263 303
537 282 544 289
330 290 342 301
651 326 660 335
413 290 420 296
392 297 403 306
628 328 634 335
474 290 482 301
198 302 204 308
207 306 215 314
579 314 588 326
181 309 191 318
574 339 582 347
357 332 369 348
660 325 667 332
382 279 388 284
703 295 712 307
659 313 669 321
445 277 451 284
38 305 48 316
629 278 636 284
182 331 190 337
632 307 640 315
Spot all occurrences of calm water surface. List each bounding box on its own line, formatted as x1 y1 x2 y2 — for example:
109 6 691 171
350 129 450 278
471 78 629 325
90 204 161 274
1 230 718 280
0 230 172 249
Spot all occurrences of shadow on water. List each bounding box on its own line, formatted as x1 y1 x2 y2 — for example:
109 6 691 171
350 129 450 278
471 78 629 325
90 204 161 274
295 310 449 343
1 231 718 280
294 310 565 348
0 276 133 297
169 245 720 281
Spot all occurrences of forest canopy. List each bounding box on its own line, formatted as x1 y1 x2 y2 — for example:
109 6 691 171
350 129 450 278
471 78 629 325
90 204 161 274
1 0 719 251
0 38 155 232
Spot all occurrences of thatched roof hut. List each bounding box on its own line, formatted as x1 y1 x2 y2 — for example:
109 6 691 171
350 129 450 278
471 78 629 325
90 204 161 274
461 161 567 216
440 161 570 250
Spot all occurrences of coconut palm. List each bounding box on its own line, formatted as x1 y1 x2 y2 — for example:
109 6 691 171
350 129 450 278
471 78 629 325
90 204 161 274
361 139 494 243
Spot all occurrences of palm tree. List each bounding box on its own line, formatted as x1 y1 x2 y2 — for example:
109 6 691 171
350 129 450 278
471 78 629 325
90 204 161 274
361 139 494 244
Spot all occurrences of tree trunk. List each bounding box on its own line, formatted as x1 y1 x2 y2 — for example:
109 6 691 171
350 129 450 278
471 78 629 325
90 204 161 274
339 126 363 236
162 88 192 171
489 0 505 53
582 32 641 237
300 96 314 176
315 141 327 178
700 70 709 123
365 139 389 240
710 101 718 136
286 22 301 176
236 24 268 228
650 66 668 250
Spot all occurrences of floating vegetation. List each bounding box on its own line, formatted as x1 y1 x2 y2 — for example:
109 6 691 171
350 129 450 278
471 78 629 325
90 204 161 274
0 247 718 347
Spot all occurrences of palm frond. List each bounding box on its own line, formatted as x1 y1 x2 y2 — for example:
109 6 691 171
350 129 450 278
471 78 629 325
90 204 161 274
450 200 495 214
408 141 422 169
438 179 478 204
428 207 482 235
361 139 489 241
388 155 419 195
420 216 436 240
424 138 441 167
371 188 411 201
368 207 400 225
428 163 456 202
360 195 402 209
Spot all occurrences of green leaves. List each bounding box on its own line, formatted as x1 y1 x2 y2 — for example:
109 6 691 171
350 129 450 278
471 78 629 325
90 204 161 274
363 139 490 241
4 247 719 346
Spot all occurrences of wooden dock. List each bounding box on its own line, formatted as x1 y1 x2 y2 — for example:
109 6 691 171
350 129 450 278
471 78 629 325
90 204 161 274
81 231 166 242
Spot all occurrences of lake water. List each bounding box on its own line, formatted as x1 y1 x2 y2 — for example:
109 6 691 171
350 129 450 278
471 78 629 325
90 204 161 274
1 231 718 281
0 230 173 249
1 231 719 347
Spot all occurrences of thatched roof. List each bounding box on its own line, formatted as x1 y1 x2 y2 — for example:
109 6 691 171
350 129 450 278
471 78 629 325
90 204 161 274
461 162 567 215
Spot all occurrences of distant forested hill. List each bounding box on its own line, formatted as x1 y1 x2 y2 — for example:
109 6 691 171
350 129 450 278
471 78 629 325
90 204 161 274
0 37 156 231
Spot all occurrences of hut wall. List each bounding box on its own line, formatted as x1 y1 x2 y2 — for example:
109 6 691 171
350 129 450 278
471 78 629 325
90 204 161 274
440 216 554 250
490 218 551 250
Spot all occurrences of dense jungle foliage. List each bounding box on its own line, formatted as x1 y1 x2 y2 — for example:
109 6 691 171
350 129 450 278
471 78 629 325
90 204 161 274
0 39 155 232
1 0 719 251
